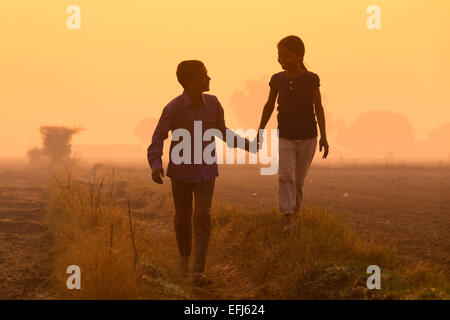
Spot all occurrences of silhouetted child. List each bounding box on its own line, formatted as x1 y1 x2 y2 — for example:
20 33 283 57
147 60 252 285
257 35 329 232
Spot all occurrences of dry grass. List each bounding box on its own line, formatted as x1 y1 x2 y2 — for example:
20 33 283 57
45 164 450 299
47 165 146 299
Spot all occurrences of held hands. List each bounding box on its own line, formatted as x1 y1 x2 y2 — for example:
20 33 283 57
257 132 264 150
319 137 329 159
255 130 264 150
248 133 263 153
152 167 165 184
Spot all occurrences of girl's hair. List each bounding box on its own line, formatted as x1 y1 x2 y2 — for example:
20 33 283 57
277 35 308 71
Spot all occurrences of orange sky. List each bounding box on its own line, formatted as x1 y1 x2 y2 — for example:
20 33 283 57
1 0 449 157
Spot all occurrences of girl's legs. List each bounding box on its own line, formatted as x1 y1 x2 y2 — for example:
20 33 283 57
279 137 317 231
278 138 297 216
294 137 317 215
278 138 297 231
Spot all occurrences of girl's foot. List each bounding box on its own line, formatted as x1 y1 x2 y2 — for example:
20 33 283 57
283 213 297 232
192 272 213 287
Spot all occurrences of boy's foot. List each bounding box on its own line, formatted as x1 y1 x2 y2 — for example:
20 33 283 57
178 256 189 277
283 213 297 232
192 272 213 287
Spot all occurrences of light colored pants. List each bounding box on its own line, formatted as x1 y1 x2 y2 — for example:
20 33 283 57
278 137 317 215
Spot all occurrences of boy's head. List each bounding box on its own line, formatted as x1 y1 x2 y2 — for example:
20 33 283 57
176 60 210 92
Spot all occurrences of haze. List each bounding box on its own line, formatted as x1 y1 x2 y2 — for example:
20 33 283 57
1 0 449 161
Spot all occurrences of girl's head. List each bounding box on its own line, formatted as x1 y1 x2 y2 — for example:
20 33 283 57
277 35 307 71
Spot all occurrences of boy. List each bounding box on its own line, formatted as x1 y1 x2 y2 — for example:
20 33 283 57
147 60 253 286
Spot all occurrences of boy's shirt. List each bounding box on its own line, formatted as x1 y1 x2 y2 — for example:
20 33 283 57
147 91 249 183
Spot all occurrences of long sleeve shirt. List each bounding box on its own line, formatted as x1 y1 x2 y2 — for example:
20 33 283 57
147 91 250 183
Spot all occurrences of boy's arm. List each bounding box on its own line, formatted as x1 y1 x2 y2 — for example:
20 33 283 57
313 87 329 159
147 105 173 182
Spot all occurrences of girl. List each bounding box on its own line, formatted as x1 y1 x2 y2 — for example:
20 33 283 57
257 35 329 232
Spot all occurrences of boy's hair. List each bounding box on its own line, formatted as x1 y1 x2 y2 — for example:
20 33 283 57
278 35 308 70
176 60 205 89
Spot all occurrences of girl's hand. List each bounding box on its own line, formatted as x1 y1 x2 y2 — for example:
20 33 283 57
319 137 329 159
256 130 264 150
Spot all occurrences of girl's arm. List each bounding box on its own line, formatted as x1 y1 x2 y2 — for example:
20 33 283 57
258 87 278 130
313 87 329 158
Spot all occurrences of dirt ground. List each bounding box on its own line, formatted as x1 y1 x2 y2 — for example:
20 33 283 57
0 167 52 299
0 163 448 299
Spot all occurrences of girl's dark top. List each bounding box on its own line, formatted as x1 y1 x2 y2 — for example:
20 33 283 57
269 70 320 140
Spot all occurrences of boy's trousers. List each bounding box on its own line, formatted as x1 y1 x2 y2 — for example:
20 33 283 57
278 137 317 215
170 177 215 273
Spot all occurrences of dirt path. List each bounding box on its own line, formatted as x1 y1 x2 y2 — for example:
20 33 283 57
0 169 52 299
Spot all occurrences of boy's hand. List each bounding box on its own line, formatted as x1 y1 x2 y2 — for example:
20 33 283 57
319 137 329 159
152 168 165 184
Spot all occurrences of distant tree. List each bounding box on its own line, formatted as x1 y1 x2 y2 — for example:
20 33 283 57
40 126 83 163
417 122 450 159
27 147 44 166
27 126 83 166
336 111 416 158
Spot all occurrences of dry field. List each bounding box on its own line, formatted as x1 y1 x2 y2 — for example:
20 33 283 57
0 166 52 299
216 164 450 269
0 161 449 299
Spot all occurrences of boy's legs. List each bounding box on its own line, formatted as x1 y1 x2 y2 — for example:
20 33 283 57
294 138 317 214
192 178 215 274
170 178 194 261
278 137 297 215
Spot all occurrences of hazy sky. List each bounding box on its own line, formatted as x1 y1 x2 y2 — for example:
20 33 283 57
1 0 449 157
